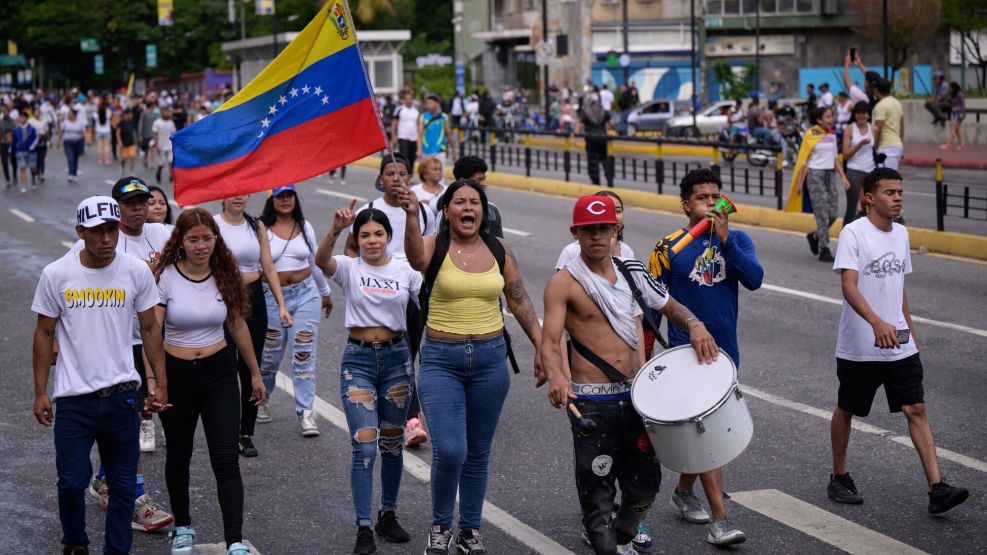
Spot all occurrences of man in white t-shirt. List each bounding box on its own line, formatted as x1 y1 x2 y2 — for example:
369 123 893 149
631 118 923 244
344 154 436 261
599 84 615 113
151 106 177 184
828 167 969 514
819 83 834 108
32 196 167 555
390 92 421 172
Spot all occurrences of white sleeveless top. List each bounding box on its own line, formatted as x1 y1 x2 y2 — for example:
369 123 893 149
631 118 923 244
846 123 875 173
214 214 261 273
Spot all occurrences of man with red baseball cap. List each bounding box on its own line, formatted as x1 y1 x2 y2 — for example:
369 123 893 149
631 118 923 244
541 195 718 554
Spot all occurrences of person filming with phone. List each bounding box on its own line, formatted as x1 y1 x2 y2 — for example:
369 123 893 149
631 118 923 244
825 168 969 515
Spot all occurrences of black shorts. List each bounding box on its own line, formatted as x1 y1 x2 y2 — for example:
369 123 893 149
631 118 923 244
836 353 924 416
132 344 148 401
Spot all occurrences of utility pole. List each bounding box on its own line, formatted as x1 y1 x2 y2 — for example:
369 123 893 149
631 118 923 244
882 0 889 79
542 0 550 128
690 0 697 132
622 0 629 86
754 0 760 94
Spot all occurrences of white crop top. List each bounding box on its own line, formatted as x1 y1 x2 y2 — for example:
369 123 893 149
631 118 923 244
807 132 839 170
330 255 422 332
267 220 332 296
158 265 227 348
214 214 261 273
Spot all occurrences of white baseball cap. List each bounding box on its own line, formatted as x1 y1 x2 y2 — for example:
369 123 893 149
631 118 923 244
76 196 122 228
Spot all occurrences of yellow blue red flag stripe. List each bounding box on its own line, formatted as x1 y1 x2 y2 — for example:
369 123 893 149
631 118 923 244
172 2 386 206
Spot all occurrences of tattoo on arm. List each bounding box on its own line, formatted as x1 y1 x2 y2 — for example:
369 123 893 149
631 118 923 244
662 298 698 330
506 279 541 343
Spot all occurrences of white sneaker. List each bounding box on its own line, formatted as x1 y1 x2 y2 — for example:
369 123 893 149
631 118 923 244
706 516 746 546
616 543 639 555
299 410 319 437
256 401 271 423
670 489 711 524
140 419 156 452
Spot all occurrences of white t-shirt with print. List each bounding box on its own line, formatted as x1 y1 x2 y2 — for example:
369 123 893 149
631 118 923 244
32 252 159 400
353 197 437 261
330 255 422 332
833 217 919 362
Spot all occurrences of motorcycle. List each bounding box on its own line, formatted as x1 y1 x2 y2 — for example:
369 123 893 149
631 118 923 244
718 127 772 167
775 104 803 161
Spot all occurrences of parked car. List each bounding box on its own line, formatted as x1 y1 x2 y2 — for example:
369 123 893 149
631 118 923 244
625 100 676 136
665 100 736 137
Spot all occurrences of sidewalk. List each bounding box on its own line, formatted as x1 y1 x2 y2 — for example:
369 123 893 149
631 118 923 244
902 142 987 170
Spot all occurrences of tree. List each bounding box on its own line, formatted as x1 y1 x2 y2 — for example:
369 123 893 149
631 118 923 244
943 0 987 93
353 0 397 26
712 60 756 101
850 0 943 80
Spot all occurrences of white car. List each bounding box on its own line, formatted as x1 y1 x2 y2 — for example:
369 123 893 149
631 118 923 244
665 100 736 137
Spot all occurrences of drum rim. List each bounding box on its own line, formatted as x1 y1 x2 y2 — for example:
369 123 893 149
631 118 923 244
631 345 739 424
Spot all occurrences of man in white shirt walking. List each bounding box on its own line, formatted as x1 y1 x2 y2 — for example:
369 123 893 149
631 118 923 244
151 107 177 184
827 167 969 515
390 91 421 172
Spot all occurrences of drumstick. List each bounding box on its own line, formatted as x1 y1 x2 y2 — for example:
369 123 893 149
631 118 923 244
567 403 597 433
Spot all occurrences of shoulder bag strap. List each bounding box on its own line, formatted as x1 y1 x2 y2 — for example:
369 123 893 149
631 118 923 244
613 257 669 350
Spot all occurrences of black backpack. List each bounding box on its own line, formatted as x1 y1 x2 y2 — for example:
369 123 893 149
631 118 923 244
408 230 521 374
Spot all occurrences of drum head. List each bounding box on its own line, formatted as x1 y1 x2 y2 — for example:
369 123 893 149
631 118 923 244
631 345 737 423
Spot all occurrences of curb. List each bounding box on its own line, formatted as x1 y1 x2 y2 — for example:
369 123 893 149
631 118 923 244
901 156 987 170
352 156 987 262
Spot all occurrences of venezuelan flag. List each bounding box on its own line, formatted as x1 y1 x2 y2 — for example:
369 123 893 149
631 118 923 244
172 2 386 206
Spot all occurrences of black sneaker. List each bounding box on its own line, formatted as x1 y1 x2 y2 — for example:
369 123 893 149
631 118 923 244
819 247 835 263
238 435 258 458
807 232 819 255
456 528 488 555
375 510 410 543
353 525 377 555
827 473 863 504
928 481 969 514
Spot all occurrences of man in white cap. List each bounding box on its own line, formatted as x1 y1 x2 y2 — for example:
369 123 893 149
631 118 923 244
32 196 168 555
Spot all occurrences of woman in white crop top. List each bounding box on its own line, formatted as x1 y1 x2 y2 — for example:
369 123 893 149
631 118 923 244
842 101 875 228
152 208 263 555
256 185 332 437
315 203 422 544
794 106 850 262
216 194 292 457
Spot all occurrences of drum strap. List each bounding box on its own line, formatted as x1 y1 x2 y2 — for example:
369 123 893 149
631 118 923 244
568 337 631 386
613 257 669 350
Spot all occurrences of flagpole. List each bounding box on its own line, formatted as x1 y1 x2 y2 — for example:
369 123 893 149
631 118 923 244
339 0 401 176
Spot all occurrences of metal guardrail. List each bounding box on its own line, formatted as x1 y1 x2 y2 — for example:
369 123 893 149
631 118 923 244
453 126 786 210
935 158 987 231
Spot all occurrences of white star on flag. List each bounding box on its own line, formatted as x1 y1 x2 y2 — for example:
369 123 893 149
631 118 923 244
279 95 287 106
268 105 278 115
321 95 329 105
289 88 299 97
261 117 270 128
301 85 310 94
314 86 323 95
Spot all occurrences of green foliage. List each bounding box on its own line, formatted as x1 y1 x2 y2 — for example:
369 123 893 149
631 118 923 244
712 60 756 101
411 65 455 99
943 0 987 93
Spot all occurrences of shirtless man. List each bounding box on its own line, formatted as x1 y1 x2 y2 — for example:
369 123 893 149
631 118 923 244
541 195 718 555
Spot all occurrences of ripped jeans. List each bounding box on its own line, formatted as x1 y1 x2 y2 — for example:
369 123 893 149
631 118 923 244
260 277 320 413
340 338 413 526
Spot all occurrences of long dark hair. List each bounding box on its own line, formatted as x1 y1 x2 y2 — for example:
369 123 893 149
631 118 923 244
595 190 625 242
154 208 250 321
259 191 312 251
98 104 107 125
148 185 174 225
437 179 491 238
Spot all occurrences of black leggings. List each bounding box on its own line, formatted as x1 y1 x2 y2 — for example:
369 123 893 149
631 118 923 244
160 346 243 547
585 138 614 186
1 144 13 183
239 281 267 436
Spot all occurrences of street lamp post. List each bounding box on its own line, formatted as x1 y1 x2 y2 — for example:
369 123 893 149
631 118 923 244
755 0 760 95
690 0 697 132
622 0 629 87
882 0 889 79
542 0 550 129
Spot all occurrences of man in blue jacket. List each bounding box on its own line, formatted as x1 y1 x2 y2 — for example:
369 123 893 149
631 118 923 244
647 168 764 547
12 111 38 192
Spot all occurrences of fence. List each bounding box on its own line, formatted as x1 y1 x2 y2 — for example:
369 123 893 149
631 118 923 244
453 127 787 210
935 159 987 231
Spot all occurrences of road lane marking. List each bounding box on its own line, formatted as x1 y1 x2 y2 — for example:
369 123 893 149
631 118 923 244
10 209 35 223
761 283 987 338
275 374 575 555
731 489 927 555
61 241 74 249
503 227 532 237
744 385 987 474
317 188 368 202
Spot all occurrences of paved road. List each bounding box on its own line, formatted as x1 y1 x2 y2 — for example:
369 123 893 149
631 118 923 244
2 151 986 554
458 139 987 237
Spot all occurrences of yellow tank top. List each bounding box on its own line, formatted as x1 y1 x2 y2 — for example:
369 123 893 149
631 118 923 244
427 255 505 335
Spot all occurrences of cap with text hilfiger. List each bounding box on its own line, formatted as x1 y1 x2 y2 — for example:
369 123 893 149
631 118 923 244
77 196 121 228
111 177 151 202
572 195 618 227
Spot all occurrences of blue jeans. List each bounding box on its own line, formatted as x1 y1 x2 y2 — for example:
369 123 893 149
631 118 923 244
54 386 140 554
340 338 414 526
63 139 84 176
260 276 320 413
418 335 510 529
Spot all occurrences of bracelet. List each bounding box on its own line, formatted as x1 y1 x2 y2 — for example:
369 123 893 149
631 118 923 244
685 317 700 326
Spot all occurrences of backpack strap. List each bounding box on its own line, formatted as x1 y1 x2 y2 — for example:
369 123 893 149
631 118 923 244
613 257 669 350
480 235 520 374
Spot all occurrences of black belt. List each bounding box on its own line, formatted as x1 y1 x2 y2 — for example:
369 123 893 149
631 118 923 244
89 381 139 398
348 336 402 350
